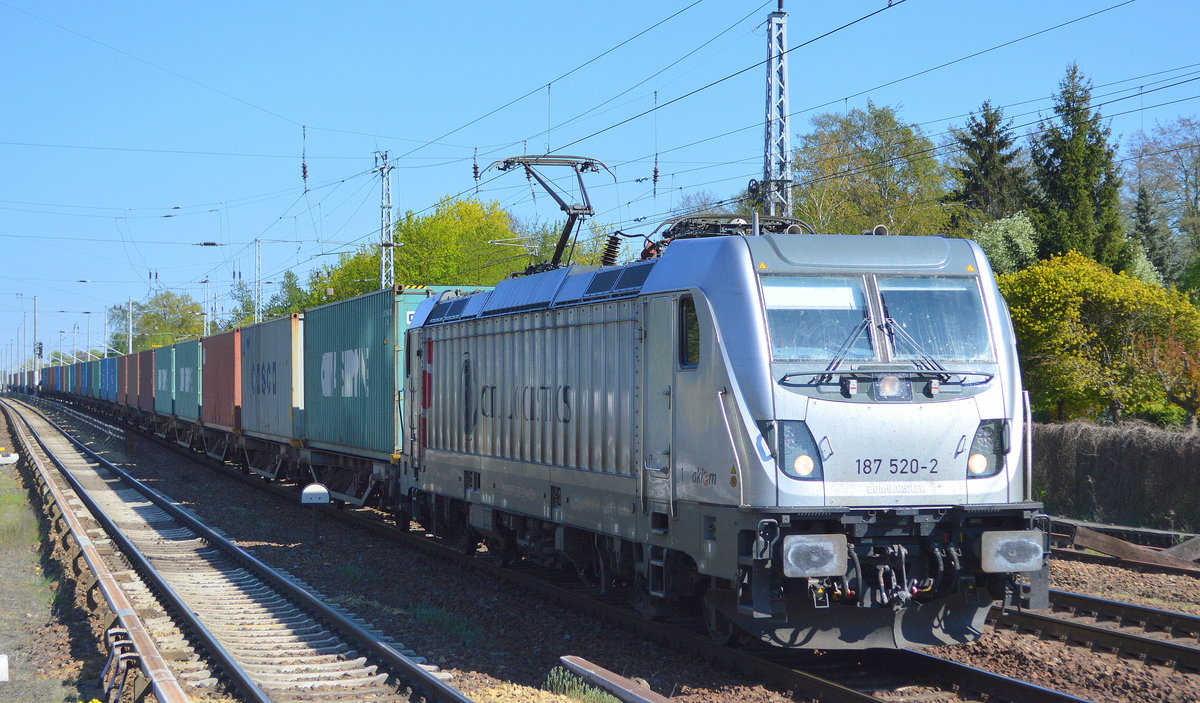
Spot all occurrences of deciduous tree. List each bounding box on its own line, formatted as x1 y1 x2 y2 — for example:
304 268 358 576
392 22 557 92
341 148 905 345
791 101 948 236
999 251 1196 421
106 291 203 352
971 213 1037 275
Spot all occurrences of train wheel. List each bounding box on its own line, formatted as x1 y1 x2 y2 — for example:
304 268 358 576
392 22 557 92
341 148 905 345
702 591 738 646
458 527 480 555
394 508 412 533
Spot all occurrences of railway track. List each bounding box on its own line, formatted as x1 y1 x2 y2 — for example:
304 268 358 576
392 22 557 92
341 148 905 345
29 396 1096 703
1049 517 1197 551
990 590 1200 672
1051 546 1200 577
1 397 472 703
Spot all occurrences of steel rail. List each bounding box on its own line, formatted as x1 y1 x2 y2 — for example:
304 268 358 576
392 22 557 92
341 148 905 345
1051 590 1200 639
0 399 190 703
991 593 1200 672
6 398 273 703
879 650 1092 703
18 397 475 703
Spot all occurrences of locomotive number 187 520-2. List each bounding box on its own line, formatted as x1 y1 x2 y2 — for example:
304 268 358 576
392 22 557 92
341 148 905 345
854 457 939 475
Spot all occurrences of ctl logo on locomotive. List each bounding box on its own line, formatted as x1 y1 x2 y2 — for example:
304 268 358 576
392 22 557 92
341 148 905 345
477 384 572 424
320 347 370 398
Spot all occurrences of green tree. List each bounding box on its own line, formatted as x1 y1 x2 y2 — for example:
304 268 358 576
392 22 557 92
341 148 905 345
107 291 203 352
999 251 1196 422
1028 64 1129 269
1125 117 1200 251
1131 322 1200 428
1130 185 1181 282
970 213 1038 275
945 101 1028 232
305 197 521 305
391 197 522 284
791 101 948 236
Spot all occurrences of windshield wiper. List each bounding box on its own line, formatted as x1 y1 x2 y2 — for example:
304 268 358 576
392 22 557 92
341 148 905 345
802 317 871 384
881 317 950 381
778 317 870 385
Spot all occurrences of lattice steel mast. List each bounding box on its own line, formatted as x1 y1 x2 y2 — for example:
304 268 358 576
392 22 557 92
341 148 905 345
763 0 792 217
376 151 395 289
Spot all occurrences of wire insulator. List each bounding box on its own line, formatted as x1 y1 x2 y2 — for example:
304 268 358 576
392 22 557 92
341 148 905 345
601 234 621 266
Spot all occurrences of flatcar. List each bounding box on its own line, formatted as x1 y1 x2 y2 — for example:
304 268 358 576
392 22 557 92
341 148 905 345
400 216 1048 649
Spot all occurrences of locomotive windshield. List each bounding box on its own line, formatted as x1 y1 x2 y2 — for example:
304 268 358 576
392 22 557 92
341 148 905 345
878 276 993 362
763 276 874 362
763 274 994 364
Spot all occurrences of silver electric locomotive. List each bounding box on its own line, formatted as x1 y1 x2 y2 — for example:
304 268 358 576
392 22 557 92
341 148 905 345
401 217 1047 649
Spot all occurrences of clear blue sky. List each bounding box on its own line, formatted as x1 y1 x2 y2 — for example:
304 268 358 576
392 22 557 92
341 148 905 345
1 0 1197 366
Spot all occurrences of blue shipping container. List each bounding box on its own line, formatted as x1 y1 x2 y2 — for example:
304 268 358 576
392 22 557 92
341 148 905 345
100 357 118 401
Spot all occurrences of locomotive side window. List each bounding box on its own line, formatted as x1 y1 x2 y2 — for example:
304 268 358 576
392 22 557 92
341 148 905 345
877 276 994 362
762 276 873 362
679 296 700 368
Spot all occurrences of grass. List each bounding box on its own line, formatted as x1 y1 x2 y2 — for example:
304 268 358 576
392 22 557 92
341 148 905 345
0 476 38 549
543 667 620 703
334 563 380 583
408 603 481 645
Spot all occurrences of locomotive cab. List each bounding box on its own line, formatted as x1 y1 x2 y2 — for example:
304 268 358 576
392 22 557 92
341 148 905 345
659 231 1048 648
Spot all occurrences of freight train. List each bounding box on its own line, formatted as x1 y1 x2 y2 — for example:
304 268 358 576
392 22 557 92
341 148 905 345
10 215 1048 649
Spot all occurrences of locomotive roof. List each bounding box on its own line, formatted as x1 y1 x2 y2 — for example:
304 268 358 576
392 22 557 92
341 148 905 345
413 233 988 327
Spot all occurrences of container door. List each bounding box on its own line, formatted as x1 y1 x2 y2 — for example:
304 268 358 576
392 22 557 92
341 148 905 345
642 296 676 518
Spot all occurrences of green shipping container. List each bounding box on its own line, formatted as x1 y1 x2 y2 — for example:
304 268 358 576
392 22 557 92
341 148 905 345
302 285 472 461
154 346 175 415
88 358 101 398
174 339 201 422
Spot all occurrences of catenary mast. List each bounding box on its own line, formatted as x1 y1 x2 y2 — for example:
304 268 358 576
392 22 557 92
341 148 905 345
763 0 792 217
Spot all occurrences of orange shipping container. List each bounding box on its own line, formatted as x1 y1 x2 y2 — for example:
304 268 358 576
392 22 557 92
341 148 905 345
117 355 128 406
137 349 154 411
202 329 241 431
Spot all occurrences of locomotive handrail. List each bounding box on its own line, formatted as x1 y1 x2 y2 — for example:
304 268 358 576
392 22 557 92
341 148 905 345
1022 390 1034 502
716 388 747 508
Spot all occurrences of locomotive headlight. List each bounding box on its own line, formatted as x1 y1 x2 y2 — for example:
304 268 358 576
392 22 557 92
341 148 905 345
967 419 1007 478
782 534 848 577
873 374 912 401
779 421 823 480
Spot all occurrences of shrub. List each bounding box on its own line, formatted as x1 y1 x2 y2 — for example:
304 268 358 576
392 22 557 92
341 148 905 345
1033 421 1200 530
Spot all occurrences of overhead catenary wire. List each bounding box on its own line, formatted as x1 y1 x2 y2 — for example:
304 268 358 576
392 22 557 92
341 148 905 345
550 0 911 153
20 1 1181 328
393 0 708 162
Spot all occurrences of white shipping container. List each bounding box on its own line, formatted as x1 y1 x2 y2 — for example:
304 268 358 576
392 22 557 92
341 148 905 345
240 314 303 442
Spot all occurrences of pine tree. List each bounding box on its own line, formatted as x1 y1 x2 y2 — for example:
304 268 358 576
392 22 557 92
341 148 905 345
1028 64 1130 270
946 101 1027 230
1132 185 1180 282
